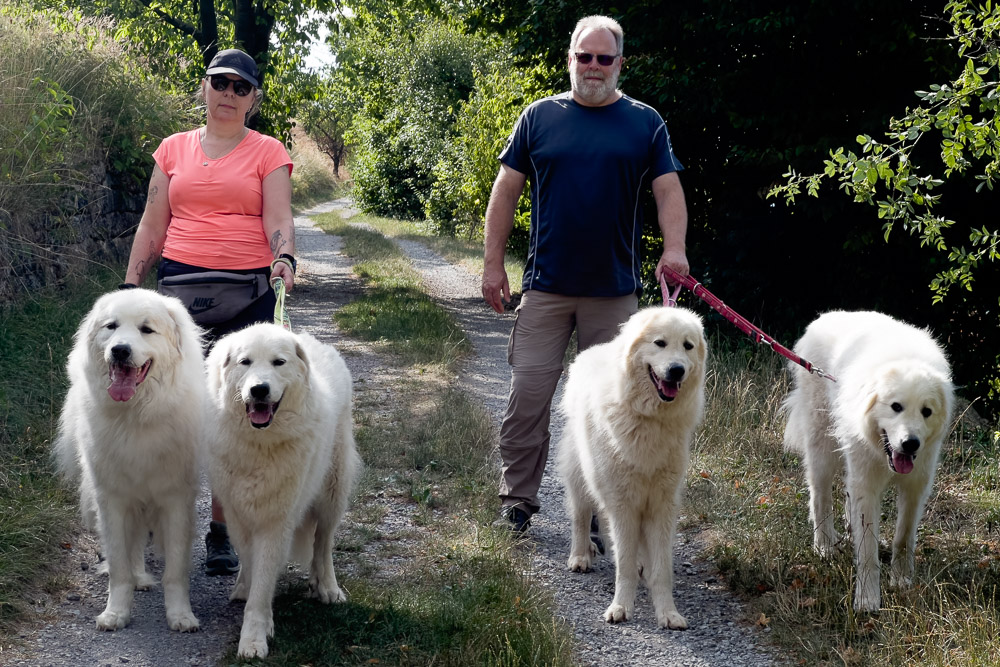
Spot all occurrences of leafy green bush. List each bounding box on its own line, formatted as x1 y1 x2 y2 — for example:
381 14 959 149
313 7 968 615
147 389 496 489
344 20 498 220
425 61 556 248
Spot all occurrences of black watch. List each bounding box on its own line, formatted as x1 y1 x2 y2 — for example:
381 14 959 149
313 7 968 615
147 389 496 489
279 253 297 274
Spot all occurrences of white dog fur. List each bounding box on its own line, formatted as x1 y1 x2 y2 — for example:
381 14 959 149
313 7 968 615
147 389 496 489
783 310 954 612
206 323 360 659
558 306 706 629
54 288 204 632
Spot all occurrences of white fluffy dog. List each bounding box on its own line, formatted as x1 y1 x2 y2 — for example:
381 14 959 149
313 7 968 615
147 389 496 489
558 307 707 629
206 323 360 659
54 288 204 632
783 310 954 612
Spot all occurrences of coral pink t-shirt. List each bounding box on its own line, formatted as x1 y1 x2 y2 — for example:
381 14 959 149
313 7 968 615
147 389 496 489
153 128 293 269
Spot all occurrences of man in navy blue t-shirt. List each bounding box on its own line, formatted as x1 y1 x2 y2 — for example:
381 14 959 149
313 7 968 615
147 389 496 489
482 15 690 534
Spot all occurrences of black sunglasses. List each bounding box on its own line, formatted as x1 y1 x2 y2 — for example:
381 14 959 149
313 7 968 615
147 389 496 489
209 75 254 97
575 52 618 66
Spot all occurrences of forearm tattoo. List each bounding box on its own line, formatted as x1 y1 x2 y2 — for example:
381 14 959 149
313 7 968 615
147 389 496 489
133 241 157 283
270 229 292 258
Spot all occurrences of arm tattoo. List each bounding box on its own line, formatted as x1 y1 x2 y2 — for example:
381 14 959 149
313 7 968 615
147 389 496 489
269 230 288 258
134 242 157 283
147 184 158 205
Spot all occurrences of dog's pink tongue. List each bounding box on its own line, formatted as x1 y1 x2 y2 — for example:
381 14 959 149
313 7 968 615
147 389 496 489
892 451 915 475
249 403 273 425
108 366 139 402
657 377 679 399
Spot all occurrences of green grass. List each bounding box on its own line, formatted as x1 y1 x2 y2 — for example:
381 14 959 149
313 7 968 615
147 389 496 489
0 271 117 629
246 213 574 665
313 212 474 368
323 213 524 296
688 338 1000 665
250 385 573 666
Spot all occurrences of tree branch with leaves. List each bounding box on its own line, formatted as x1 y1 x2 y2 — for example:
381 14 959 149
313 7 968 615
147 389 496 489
770 0 1000 303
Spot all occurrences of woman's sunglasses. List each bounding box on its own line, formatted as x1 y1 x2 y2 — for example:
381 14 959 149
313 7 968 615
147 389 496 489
209 75 254 97
575 52 619 66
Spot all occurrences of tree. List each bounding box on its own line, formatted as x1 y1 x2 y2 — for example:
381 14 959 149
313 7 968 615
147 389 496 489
298 72 353 175
771 0 1000 305
45 0 334 137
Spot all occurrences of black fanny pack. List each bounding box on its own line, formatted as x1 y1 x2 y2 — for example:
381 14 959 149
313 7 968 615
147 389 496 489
158 270 269 324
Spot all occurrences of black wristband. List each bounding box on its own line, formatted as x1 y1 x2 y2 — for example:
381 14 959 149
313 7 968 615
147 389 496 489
278 253 297 274
118 283 138 290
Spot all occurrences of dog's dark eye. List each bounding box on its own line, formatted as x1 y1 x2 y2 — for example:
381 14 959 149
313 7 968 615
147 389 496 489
273 359 286 367
140 325 155 334
654 340 666 348
238 358 252 366
921 407 933 418
891 402 904 413
105 322 118 330
683 341 694 351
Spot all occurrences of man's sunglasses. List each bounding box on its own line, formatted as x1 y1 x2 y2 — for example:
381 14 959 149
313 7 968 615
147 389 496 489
209 75 254 97
575 52 618 66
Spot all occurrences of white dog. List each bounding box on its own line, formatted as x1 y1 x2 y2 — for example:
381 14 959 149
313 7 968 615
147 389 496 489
783 310 954 612
54 288 204 632
558 307 706 629
206 323 360 659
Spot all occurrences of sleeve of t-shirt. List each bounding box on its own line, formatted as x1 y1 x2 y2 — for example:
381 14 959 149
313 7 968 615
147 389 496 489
650 116 684 178
257 136 294 179
152 133 178 176
497 106 532 175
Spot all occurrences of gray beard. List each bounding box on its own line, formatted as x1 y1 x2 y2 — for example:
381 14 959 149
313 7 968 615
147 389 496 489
571 71 619 105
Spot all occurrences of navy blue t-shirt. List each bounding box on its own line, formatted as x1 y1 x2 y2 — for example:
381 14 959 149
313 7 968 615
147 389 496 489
499 91 683 297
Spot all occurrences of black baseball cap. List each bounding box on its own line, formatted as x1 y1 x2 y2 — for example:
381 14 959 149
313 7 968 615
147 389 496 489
205 49 260 88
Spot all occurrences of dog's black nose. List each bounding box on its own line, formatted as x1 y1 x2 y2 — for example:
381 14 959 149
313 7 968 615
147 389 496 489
250 383 270 400
111 344 131 363
900 437 920 455
666 364 686 382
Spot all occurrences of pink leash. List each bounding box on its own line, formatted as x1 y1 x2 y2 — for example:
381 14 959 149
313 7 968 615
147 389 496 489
659 268 836 382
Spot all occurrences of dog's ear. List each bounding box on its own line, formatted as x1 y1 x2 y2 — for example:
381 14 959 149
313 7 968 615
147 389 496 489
161 294 194 356
294 339 310 386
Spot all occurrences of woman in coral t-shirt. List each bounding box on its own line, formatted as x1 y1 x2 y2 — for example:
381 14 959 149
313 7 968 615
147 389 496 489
124 48 295 336
123 48 295 577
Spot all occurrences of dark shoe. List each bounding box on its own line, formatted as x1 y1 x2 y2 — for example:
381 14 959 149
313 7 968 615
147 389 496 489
590 514 606 555
205 521 239 576
493 505 531 534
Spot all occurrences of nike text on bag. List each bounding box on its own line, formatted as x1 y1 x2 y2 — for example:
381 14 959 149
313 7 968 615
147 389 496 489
158 271 268 324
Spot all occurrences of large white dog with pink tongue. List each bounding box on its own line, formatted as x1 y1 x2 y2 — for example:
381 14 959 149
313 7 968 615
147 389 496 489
55 289 204 632
206 323 360 659
783 310 954 612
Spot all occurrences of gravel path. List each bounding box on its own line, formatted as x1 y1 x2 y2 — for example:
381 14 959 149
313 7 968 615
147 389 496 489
5 200 785 666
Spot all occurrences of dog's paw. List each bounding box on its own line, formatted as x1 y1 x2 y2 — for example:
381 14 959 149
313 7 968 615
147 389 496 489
95 609 129 631
567 554 593 572
134 573 157 591
237 636 269 659
853 591 881 613
310 580 347 604
656 609 688 630
603 603 630 624
167 610 200 632
889 572 913 589
813 531 843 558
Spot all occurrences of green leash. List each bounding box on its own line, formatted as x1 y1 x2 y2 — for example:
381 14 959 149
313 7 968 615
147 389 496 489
272 277 291 330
